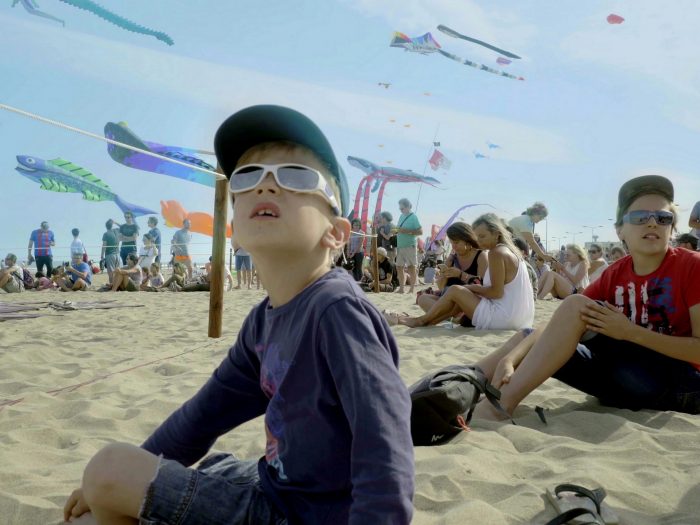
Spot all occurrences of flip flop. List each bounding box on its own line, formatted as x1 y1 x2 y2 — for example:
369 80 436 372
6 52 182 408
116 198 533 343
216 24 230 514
545 484 619 525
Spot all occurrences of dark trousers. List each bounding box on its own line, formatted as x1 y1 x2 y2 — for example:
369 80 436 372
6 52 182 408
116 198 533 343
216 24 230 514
35 255 53 276
120 245 136 265
352 253 364 281
554 334 700 414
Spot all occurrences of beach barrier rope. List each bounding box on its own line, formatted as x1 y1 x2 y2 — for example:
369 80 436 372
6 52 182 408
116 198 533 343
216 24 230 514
0 103 225 181
0 338 225 413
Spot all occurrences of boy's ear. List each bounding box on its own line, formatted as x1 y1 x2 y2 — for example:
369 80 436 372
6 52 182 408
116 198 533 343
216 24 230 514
321 217 351 250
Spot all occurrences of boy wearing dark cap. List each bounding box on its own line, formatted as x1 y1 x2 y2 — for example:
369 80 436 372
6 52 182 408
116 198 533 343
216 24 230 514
64 106 414 525
475 175 700 419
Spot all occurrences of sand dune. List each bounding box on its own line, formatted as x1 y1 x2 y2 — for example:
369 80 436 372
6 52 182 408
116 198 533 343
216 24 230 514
1 282 699 524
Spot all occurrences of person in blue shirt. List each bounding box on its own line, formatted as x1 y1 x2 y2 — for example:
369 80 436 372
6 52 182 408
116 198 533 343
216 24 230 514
147 216 162 263
60 252 92 291
63 105 414 525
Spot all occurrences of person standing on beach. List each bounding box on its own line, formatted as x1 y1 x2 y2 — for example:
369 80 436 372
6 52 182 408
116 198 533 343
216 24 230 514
115 212 139 264
395 197 422 294
475 175 700 419
27 220 55 275
508 202 550 261
100 219 120 285
70 228 87 261
377 211 395 262
64 105 414 525
172 218 193 279
147 216 162 263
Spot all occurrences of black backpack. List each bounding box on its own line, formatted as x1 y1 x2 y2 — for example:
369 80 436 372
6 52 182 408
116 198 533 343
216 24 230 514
408 365 512 446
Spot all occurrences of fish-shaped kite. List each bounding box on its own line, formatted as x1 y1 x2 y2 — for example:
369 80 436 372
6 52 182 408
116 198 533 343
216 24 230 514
607 14 625 24
161 200 232 238
105 121 217 188
15 155 156 216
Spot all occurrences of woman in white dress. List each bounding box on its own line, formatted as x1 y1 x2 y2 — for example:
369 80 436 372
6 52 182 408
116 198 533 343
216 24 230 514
394 214 534 330
537 244 589 299
587 243 608 283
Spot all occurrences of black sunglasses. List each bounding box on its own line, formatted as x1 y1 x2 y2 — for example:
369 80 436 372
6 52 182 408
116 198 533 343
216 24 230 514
622 210 674 226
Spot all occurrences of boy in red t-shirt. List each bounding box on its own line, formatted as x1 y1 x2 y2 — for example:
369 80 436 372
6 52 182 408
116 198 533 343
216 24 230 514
476 175 700 417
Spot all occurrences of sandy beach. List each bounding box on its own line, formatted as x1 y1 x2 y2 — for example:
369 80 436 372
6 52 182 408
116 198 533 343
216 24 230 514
1 280 699 524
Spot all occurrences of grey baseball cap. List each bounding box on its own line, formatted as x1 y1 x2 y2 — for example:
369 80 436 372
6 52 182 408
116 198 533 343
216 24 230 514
617 175 674 223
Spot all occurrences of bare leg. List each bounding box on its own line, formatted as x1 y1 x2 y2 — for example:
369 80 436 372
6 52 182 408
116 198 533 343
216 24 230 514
111 273 124 292
235 265 242 289
551 272 575 299
400 286 480 327
407 265 417 294
475 329 534 379
81 442 159 524
479 294 592 419
0 271 10 288
396 265 405 293
245 269 252 289
537 270 554 299
417 294 439 313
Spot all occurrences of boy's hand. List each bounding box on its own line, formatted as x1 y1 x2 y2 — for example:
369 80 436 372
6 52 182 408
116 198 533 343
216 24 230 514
63 488 90 522
493 357 515 388
580 301 632 340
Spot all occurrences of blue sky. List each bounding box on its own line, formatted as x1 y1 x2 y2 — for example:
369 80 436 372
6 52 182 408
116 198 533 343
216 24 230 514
1 0 699 262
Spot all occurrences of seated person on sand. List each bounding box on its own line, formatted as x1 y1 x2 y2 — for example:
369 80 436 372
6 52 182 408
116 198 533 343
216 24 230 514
32 271 54 290
0 253 24 293
360 246 395 292
393 214 534 330
181 256 235 292
474 175 700 421
676 233 698 251
609 245 626 262
204 256 234 291
161 261 187 291
416 221 487 314
60 253 92 291
110 253 142 292
537 244 589 300
586 243 608 284
140 263 165 291
137 233 159 285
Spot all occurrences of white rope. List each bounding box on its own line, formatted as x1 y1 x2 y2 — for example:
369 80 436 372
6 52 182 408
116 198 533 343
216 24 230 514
0 103 226 181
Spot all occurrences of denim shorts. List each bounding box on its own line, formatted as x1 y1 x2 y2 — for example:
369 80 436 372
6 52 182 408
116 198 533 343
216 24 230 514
553 334 700 414
139 453 286 525
235 255 252 271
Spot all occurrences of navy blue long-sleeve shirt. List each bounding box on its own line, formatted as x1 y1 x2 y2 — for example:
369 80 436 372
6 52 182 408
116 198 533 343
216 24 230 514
142 269 414 524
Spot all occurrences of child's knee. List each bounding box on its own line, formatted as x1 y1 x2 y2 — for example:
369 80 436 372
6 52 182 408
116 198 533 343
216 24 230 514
559 294 594 317
82 442 139 503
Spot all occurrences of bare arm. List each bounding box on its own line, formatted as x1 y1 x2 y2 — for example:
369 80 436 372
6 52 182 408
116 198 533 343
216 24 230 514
467 248 508 299
582 302 700 364
519 231 548 259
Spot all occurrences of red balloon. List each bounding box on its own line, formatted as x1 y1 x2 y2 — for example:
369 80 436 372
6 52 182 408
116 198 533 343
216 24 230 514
607 14 625 24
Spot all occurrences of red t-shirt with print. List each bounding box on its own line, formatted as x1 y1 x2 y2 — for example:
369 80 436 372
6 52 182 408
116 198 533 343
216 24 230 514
584 247 700 368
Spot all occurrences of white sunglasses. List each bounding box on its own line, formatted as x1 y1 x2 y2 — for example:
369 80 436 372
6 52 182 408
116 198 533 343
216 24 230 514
229 164 340 215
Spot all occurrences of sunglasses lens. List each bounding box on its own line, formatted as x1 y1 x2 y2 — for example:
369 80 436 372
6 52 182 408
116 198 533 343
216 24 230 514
230 166 264 192
656 211 674 225
276 166 321 191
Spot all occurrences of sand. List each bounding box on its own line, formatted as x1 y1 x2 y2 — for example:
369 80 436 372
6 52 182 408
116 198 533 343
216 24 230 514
1 278 699 524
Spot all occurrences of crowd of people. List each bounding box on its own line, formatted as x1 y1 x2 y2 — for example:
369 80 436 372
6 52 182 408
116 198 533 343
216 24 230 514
0 214 262 294
2 105 697 524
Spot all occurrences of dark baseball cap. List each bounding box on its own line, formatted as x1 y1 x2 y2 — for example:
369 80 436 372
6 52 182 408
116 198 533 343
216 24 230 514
616 175 674 223
214 105 349 216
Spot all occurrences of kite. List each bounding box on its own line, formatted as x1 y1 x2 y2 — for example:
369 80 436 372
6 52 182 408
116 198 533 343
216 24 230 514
428 204 492 250
437 25 521 59
390 31 524 81
428 149 452 171
105 121 217 188
486 141 501 149
12 0 64 26
347 156 440 249
473 151 488 159
607 14 625 24
377 82 391 89
15 155 156 216
496 57 511 66
161 200 232 238
14 0 174 45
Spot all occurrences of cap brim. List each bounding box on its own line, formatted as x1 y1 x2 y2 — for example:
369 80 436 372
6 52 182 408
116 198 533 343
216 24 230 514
214 105 349 215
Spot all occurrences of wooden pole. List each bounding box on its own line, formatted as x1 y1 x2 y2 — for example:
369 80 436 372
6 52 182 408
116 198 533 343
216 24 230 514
372 225 380 293
208 175 228 338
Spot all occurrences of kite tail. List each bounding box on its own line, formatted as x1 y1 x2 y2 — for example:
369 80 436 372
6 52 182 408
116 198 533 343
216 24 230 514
114 194 157 217
58 0 174 45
